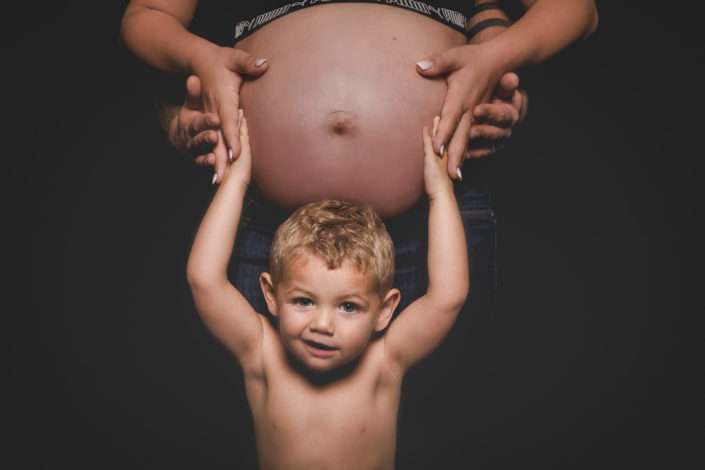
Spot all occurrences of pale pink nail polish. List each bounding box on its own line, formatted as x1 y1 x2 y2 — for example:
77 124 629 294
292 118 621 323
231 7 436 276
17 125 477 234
416 60 432 71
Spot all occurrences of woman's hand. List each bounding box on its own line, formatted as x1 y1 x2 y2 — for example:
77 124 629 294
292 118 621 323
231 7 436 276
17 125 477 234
417 45 524 179
191 46 268 183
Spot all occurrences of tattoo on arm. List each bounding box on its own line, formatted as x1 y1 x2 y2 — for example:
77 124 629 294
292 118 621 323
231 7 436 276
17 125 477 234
467 1 511 43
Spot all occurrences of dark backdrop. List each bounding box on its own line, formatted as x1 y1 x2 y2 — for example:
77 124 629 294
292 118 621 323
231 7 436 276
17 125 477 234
6 2 702 469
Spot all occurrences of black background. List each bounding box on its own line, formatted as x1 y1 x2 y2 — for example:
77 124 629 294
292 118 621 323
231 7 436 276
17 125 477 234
6 1 702 469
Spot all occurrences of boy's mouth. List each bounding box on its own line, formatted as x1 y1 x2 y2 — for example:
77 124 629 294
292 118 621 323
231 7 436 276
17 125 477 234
304 339 338 359
304 339 337 350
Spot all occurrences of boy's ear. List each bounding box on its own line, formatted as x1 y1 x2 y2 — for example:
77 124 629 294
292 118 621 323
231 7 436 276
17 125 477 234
375 288 400 332
259 273 279 317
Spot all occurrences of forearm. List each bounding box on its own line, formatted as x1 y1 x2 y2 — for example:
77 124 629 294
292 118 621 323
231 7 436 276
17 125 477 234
478 0 598 71
425 191 469 312
467 0 511 44
119 2 217 74
187 172 248 287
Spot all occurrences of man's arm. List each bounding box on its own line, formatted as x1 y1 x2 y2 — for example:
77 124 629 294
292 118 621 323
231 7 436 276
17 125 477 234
186 112 264 370
384 118 469 374
466 1 528 159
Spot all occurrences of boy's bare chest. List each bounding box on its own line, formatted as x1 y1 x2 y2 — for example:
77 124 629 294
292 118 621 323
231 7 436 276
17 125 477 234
267 374 395 431
245 344 402 468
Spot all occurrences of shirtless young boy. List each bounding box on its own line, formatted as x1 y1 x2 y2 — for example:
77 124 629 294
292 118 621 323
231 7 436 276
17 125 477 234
186 112 468 470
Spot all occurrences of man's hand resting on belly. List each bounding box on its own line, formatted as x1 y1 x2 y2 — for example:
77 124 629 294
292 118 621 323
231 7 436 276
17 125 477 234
167 75 525 181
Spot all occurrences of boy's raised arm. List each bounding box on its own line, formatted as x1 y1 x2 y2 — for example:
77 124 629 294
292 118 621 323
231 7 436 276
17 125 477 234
384 118 469 373
186 113 264 369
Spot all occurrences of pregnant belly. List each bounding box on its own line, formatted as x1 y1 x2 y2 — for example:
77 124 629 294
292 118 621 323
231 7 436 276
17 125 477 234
237 4 466 218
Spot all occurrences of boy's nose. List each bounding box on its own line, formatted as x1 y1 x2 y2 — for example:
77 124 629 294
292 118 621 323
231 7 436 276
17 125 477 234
310 309 334 335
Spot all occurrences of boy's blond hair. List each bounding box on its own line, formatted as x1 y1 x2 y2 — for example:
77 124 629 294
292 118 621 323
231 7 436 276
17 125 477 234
270 200 395 293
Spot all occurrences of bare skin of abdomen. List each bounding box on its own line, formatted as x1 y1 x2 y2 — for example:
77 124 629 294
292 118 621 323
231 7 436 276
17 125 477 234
237 4 466 218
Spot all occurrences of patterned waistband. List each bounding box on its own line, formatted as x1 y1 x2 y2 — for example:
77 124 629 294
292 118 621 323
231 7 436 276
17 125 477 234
233 0 468 42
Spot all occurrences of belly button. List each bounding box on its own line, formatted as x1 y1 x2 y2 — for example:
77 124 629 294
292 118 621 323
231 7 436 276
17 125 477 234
326 111 357 136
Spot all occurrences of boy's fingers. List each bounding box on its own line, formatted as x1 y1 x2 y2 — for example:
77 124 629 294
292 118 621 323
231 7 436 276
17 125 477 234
219 105 241 161
446 112 471 179
432 115 440 139
213 146 228 184
422 125 432 149
434 96 463 155
239 114 251 151
209 132 228 183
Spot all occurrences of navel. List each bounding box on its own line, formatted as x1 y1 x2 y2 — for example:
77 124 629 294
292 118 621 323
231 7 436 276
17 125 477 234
326 110 357 136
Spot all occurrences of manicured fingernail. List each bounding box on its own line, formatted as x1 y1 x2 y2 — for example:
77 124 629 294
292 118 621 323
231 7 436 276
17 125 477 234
456 167 463 181
228 148 233 162
440 144 445 155
255 58 267 67
212 172 218 184
416 60 432 71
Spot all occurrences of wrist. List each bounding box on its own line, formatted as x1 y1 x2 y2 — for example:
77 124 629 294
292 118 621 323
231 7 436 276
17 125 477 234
467 1 510 44
186 40 222 76
426 181 455 203
221 165 251 192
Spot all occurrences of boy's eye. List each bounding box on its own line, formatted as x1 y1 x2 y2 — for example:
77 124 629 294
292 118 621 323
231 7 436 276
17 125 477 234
340 302 358 313
296 298 313 307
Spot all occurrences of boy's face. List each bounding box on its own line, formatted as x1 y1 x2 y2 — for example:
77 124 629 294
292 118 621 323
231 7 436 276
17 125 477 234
261 253 399 371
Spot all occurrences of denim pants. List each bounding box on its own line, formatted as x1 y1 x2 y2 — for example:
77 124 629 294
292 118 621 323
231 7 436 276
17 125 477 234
229 185 496 317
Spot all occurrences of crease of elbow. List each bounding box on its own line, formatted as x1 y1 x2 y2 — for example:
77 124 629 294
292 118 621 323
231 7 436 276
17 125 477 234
186 264 220 292
427 288 469 316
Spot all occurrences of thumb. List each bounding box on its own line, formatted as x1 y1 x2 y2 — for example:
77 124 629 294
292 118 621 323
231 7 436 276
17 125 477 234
227 50 269 77
416 46 462 77
185 75 203 110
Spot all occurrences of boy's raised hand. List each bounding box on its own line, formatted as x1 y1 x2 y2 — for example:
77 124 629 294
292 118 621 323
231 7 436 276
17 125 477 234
423 116 454 199
222 109 252 188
